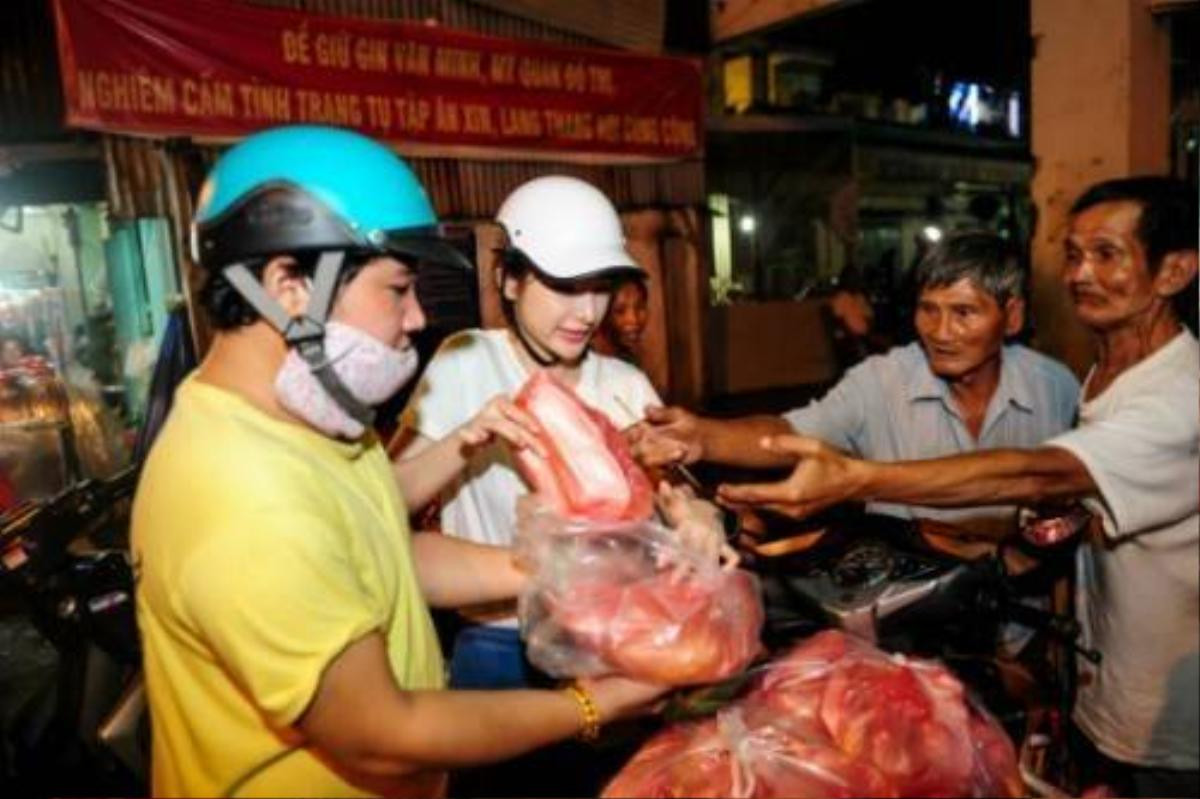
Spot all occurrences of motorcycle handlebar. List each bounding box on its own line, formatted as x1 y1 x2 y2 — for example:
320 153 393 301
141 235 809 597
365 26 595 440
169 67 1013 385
0 465 139 570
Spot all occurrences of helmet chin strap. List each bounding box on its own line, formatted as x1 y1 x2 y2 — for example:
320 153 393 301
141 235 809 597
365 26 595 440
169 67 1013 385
510 317 562 368
222 251 375 427
508 311 583 371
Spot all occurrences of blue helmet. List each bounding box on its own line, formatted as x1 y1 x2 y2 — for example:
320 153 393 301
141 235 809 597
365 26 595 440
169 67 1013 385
191 124 468 271
190 126 469 431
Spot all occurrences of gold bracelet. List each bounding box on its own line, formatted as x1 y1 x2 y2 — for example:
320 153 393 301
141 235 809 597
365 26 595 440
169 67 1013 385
563 681 601 742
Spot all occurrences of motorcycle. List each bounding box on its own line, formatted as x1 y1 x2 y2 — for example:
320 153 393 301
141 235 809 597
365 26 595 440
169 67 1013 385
0 308 194 796
0 467 145 796
740 505 1095 793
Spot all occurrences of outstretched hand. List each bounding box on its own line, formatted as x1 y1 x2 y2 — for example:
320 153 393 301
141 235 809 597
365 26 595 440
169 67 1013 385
628 405 704 468
716 434 862 520
457 395 546 457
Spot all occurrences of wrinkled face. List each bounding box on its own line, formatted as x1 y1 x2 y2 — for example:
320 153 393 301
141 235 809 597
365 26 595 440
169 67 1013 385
915 277 1020 381
505 272 612 362
1063 201 1159 331
329 256 426 349
607 282 649 349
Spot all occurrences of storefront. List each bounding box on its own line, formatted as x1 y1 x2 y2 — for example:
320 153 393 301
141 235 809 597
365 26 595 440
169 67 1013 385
2 0 708 509
50 0 708 393
0 1 210 507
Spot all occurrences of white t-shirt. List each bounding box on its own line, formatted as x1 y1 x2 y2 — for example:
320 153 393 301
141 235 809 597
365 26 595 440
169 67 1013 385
1047 331 1199 770
403 328 662 553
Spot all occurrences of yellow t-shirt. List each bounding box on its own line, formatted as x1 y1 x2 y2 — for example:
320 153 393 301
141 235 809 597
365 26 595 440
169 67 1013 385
132 376 444 797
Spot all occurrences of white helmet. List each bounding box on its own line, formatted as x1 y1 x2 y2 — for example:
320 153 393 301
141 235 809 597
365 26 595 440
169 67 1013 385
496 176 643 282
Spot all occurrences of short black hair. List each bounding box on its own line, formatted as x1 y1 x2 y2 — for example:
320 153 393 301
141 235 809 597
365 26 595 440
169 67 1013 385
611 274 648 300
494 248 533 328
1069 176 1199 273
199 251 374 330
915 231 1024 306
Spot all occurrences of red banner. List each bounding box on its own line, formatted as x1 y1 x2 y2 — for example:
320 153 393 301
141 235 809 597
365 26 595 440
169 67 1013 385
51 0 703 160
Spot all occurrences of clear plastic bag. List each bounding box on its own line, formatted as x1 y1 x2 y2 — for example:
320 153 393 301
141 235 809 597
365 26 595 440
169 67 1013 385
746 630 1023 798
765 638 974 796
516 509 763 685
606 630 1024 798
603 706 896 798
512 371 655 523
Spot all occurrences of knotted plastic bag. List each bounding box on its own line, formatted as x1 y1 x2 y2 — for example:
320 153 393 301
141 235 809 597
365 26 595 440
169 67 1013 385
603 705 897 798
516 509 763 685
606 630 1024 798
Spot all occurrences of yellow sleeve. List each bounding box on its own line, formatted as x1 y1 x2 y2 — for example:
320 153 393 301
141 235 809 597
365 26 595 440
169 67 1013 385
176 510 384 727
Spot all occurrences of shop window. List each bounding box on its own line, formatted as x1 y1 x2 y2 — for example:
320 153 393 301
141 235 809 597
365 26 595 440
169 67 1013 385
722 55 754 114
708 190 849 304
0 202 178 510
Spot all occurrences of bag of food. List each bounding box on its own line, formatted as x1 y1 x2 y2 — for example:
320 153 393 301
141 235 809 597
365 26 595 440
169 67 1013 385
517 509 763 685
512 371 654 523
747 630 1023 798
606 630 1024 798
603 706 896 798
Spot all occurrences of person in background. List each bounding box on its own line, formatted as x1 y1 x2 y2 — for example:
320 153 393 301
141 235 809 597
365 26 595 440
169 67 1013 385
131 126 669 799
0 333 31 370
593 275 650 366
824 265 889 371
717 176 1199 798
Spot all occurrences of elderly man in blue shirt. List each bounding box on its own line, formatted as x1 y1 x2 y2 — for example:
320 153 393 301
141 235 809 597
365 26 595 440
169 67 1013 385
635 230 1080 539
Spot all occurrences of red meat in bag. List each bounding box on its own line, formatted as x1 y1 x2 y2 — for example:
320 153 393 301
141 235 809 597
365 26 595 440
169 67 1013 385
546 568 764 685
608 630 1023 798
747 631 1022 798
820 654 975 797
603 708 896 799
513 371 654 522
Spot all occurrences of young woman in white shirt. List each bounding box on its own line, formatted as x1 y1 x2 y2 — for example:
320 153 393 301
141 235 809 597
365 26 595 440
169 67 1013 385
392 176 724 694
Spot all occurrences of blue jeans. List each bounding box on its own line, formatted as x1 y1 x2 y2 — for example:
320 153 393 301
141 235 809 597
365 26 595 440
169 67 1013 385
447 625 532 689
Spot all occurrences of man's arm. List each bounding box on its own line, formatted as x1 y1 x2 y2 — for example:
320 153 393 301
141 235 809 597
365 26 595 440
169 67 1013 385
717 434 1096 519
410 531 524 608
633 362 871 470
695 414 797 467
631 407 794 469
298 633 663 780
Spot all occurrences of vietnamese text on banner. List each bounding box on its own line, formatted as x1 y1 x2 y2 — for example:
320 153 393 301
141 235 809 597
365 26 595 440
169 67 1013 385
51 0 704 160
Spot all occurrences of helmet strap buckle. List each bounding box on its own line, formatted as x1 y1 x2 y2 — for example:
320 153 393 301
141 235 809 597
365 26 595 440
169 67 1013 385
282 316 326 353
224 252 374 428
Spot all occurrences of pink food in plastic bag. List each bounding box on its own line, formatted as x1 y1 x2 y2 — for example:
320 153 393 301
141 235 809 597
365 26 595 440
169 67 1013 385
513 371 655 523
546 568 763 685
755 631 1021 798
820 652 974 796
603 708 896 799
751 630 853 743
606 630 1024 798
603 717 741 799
966 715 1026 799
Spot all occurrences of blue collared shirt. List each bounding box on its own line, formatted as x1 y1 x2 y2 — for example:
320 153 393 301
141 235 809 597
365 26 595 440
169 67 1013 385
783 341 1080 535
